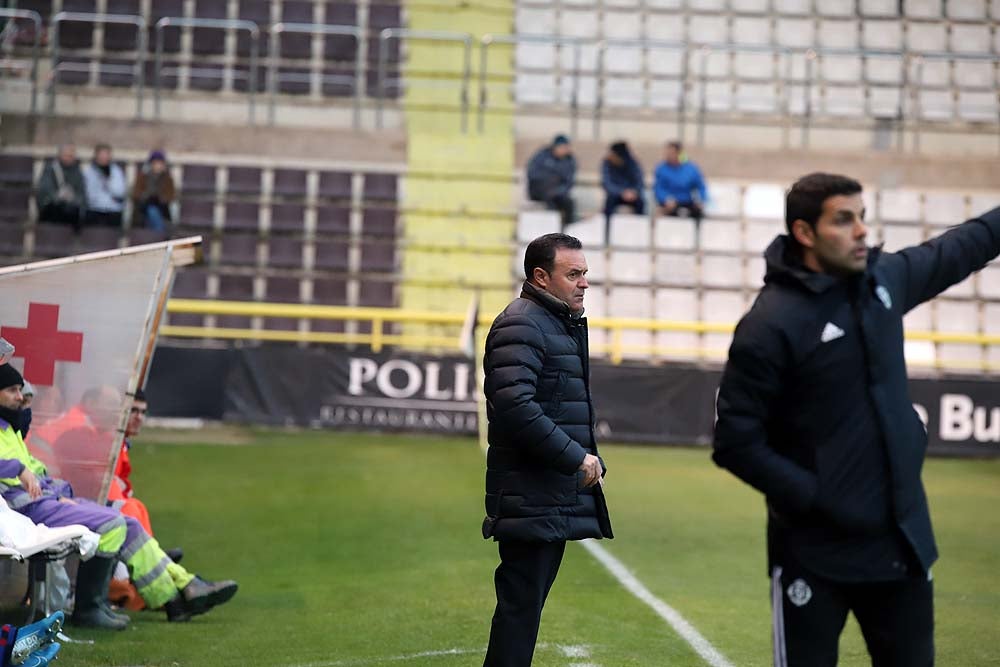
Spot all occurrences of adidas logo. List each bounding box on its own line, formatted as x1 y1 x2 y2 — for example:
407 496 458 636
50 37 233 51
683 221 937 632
821 322 845 343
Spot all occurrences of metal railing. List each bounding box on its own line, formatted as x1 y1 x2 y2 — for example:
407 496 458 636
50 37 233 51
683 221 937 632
48 12 147 117
162 298 1000 371
376 28 474 132
153 16 260 124
268 22 364 128
0 8 42 117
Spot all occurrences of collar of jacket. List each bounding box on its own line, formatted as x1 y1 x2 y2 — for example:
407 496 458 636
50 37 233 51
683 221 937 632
763 235 883 294
520 280 584 321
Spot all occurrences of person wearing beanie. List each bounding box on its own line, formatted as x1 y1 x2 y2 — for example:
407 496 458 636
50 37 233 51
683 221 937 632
82 143 127 228
131 149 176 233
0 371 238 629
526 134 577 229
601 140 646 229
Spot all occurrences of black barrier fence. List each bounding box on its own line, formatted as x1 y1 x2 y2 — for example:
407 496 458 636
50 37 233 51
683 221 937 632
147 345 1000 457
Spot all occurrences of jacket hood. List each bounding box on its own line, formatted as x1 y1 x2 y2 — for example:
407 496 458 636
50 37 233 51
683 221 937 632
763 235 883 294
520 280 584 320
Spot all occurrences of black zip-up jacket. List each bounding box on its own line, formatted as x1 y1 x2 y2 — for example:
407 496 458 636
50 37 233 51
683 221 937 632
714 207 1000 581
482 281 613 543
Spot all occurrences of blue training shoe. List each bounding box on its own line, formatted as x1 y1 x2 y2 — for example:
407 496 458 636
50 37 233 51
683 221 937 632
18 643 60 667
11 612 64 665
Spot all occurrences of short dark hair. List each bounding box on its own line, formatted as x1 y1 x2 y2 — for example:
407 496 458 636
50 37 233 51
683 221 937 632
524 233 582 280
785 172 863 239
667 140 682 152
134 388 146 402
94 143 111 154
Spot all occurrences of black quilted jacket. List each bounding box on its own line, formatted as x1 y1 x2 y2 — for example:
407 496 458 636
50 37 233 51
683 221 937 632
482 281 613 543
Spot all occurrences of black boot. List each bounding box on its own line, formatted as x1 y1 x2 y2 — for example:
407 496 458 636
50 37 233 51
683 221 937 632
71 557 129 630
179 576 238 617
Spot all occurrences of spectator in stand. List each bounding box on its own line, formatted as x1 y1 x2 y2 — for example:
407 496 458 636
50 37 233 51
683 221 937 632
654 141 708 223
36 143 86 228
82 143 127 228
526 134 577 229
131 150 175 233
601 141 646 227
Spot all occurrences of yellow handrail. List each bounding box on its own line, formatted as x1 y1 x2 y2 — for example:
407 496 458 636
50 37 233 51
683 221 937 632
162 298 1000 369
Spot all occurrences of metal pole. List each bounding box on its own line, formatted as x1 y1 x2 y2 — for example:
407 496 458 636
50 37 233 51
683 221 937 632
697 47 710 147
268 26 280 125
48 16 60 115
248 27 259 124
352 27 363 130
155 18 165 119
377 29 389 129
570 43 581 138
135 17 147 119
594 40 606 141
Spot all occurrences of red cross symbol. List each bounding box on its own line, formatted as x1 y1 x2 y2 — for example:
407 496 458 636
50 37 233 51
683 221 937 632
1 303 84 386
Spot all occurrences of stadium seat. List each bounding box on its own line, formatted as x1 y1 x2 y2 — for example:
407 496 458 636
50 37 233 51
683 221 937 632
181 165 218 196
224 201 262 232
700 220 742 253
860 0 899 15
227 167 263 196
689 15 730 50
733 52 774 80
517 211 560 243
950 24 992 54
602 11 642 43
646 0 684 8
272 169 309 199
237 0 271 58
270 203 307 233
361 208 397 238
178 198 217 231
862 20 902 49
32 223 77 258
654 251 697 286
866 56 905 85
878 189 922 223
746 255 766 288
732 0 770 10
313 240 350 271
869 87 904 117
317 171 353 201
608 286 653 358
57 0 96 49
98 57 138 87
192 0 228 56
559 10 599 41
736 82 780 113
654 288 699 360
907 23 947 52
584 249 607 284
947 0 988 18
654 217 697 251
732 18 771 46
363 173 397 202
516 43 556 70
918 90 955 121
822 85 867 117
744 220 781 254
219 233 260 267
881 223 924 251
582 286 607 349
0 154 33 186
263 276 304 331
78 226 122 253
954 61 995 89
690 0 726 10
936 299 979 333
55 56 91 86
0 229 27 260
0 189 30 226
515 6 556 35
215 274 255 329
566 215 605 248
701 290 743 352
700 82 734 112
609 250 653 284
923 192 967 225
515 74 559 105
774 0 812 14
821 55 863 84
280 1 314 59
648 80 684 110
701 256 744 288
605 46 642 76
358 280 395 307
646 17 683 42
905 0 943 18
310 278 347 333
359 240 397 272
969 193 1000 214
324 2 359 61
743 184 785 219
267 237 304 269
978 266 1000 298
609 215 651 249
167 268 209 327
128 227 169 246
103 0 140 51
315 205 351 235
775 18 815 47
816 0 855 16
604 78 644 108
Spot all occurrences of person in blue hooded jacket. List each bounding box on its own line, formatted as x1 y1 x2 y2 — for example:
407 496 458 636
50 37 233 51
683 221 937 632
653 141 707 222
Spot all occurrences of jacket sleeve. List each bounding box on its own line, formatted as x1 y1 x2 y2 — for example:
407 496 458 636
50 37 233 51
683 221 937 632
881 207 1000 313
712 315 819 514
35 164 57 209
485 314 588 475
653 164 668 205
0 458 25 479
526 150 546 186
109 166 128 201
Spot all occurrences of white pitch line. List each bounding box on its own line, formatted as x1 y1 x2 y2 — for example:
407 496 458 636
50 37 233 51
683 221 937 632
579 539 735 667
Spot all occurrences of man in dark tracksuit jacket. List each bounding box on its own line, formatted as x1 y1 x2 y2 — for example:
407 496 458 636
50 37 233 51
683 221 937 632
482 233 613 667
713 172 1000 667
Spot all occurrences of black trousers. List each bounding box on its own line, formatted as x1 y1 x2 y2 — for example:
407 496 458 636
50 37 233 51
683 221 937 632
603 193 646 220
771 563 934 667
484 540 566 667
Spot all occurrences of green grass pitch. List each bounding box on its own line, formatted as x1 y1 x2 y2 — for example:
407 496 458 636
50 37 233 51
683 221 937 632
39 428 1000 666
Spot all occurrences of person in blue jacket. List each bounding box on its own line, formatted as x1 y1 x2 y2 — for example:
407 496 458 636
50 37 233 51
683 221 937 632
653 141 707 222
714 172 1000 667
600 141 645 226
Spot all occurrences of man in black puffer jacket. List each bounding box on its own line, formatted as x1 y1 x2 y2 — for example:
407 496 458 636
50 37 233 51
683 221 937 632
482 233 612 667
714 172 1000 667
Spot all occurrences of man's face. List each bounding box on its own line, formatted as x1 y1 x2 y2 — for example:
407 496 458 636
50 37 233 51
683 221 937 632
665 145 680 164
534 248 589 313
59 145 77 166
553 143 571 159
126 399 147 437
0 385 23 411
94 148 111 167
798 193 869 276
